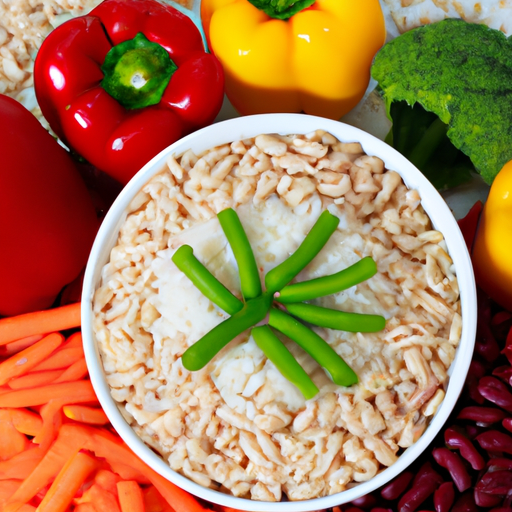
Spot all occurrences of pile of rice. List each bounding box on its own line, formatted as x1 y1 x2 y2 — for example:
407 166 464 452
93 130 462 501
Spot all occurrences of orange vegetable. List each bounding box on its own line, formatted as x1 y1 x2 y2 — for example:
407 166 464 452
37 451 98 512
53 358 87 383
94 469 121 495
0 333 63 385
31 346 84 372
77 483 120 512
63 405 109 425
0 448 44 481
0 380 97 408
4 424 91 510
0 419 30 461
74 504 97 512
0 335 44 357
0 408 42 436
0 303 81 345
0 479 21 508
7 370 63 390
117 480 145 512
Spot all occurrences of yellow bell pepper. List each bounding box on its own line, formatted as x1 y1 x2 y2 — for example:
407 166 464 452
473 160 512 309
201 0 386 119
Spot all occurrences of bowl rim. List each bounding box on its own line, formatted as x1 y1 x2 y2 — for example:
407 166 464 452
82 113 477 512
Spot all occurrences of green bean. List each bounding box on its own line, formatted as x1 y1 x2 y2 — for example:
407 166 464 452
252 325 319 400
171 245 243 315
181 292 272 371
276 256 378 304
264 210 340 293
217 208 262 300
285 302 386 333
268 308 358 387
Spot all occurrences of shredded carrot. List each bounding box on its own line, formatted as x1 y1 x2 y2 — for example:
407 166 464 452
86 430 208 512
117 480 145 512
93 469 121 495
4 424 91 509
7 369 63 390
53 358 88 383
0 333 63 386
33 399 66 452
0 479 21 508
0 380 98 408
63 405 109 425
74 503 97 512
0 335 44 357
0 418 29 461
0 303 81 346
37 451 98 512
62 331 84 348
0 408 42 437
143 486 174 512
0 447 45 481
31 346 84 372
77 483 121 512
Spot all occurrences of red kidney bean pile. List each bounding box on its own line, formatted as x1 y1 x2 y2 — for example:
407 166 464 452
326 203 512 512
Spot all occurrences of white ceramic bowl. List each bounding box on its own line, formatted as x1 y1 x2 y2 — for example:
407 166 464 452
82 113 477 512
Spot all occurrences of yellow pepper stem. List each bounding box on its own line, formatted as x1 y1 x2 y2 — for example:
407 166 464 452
247 0 315 19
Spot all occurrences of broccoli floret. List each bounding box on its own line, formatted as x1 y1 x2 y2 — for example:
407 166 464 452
371 18 512 187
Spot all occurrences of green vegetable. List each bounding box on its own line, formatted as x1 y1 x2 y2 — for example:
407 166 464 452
218 208 262 300
285 302 385 333
265 210 340 293
252 325 319 399
268 308 358 387
171 245 243 315
371 18 512 188
182 292 273 371
276 256 377 304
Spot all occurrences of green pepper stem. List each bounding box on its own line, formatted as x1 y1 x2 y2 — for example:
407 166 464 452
268 308 358 387
265 210 340 293
247 0 315 20
181 292 272 371
101 32 177 110
408 117 448 170
285 303 386 333
252 325 319 399
171 245 243 315
277 257 378 303
218 208 262 300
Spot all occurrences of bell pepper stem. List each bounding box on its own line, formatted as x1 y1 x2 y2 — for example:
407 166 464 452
247 0 315 20
101 32 177 110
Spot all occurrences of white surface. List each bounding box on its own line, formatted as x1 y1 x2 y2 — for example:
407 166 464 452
82 114 478 512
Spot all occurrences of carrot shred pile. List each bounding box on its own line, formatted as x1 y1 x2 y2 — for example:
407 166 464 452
0 302 239 512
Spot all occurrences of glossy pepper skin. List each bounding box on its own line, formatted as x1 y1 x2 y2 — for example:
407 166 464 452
473 160 512 310
0 95 98 317
34 0 224 184
201 0 385 119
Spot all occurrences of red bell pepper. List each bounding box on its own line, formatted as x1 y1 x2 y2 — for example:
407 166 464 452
0 94 98 317
34 0 224 185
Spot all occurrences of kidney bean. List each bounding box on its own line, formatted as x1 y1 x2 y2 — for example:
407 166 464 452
493 366 512 386
503 418 512 433
345 507 365 512
502 326 512 366
432 447 472 492
413 462 445 487
397 479 439 512
451 490 478 512
351 494 377 509
465 424 483 439
486 458 512 471
458 406 508 425
444 427 485 470
476 430 512 455
478 377 512 413
370 509 394 512
475 326 502 362
434 481 455 512
380 471 414 500
488 508 512 512
490 311 512 340
474 489 503 508
476 470 512 495
466 360 487 404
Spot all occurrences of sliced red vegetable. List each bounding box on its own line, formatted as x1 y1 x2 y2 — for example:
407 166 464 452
457 200 482 251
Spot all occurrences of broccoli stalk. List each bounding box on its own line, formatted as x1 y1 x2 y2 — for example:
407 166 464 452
371 18 512 189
